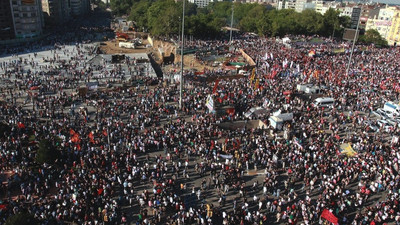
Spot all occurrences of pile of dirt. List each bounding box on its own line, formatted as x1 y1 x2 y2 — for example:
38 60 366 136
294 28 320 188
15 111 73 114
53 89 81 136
99 33 213 72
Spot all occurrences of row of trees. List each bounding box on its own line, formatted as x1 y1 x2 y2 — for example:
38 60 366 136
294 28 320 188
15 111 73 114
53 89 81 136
110 0 351 38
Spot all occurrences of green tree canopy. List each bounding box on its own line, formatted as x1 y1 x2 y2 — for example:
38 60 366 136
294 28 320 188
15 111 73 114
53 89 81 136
114 0 351 39
238 4 267 33
110 0 135 16
128 0 152 32
36 139 60 165
298 9 323 35
359 29 388 46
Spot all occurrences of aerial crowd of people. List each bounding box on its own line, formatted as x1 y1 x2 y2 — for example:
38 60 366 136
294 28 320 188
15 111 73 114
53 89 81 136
0 12 400 225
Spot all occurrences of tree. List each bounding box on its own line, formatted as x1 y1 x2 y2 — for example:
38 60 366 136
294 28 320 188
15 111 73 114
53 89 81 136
5 212 39 225
187 14 221 38
128 0 152 32
298 9 323 35
321 8 340 37
238 4 266 33
110 0 134 16
268 9 299 37
207 1 232 19
36 139 60 164
358 29 388 46
146 0 181 36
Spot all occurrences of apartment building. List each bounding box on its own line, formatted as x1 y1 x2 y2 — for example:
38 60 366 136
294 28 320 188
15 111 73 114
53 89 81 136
10 0 44 39
70 0 89 16
41 0 71 26
387 8 400 46
188 0 212 8
0 0 15 40
366 6 397 40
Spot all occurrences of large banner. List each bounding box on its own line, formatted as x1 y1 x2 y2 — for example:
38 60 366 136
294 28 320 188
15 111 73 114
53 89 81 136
321 209 338 225
239 49 256 66
206 95 214 112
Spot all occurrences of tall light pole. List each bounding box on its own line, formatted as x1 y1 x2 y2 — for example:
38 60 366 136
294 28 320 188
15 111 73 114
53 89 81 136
178 16 181 42
346 7 361 76
179 0 185 110
229 3 234 44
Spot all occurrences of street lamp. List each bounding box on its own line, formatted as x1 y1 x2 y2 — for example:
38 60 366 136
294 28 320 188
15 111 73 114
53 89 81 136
179 0 185 110
229 2 234 44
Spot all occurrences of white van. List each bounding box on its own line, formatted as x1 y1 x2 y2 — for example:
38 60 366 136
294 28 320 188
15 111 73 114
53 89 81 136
312 97 335 108
383 101 400 117
305 86 321 94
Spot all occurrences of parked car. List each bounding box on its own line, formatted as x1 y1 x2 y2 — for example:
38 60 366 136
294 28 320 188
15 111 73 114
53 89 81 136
377 120 394 132
372 109 388 119
364 120 379 132
385 118 397 126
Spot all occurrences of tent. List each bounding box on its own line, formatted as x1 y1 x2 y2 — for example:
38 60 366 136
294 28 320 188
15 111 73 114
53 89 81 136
339 143 357 157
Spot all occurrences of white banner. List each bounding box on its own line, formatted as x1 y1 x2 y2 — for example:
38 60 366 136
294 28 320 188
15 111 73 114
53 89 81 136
206 95 214 112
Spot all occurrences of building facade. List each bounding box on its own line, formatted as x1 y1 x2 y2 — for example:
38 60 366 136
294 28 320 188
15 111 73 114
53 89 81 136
0 0 15 40
295 0 311 12
41 0 71 26
188 0 211 8
70 0 89 16
387 8 400 46
339 4 356 17
10 0 44 39
365 6 397 40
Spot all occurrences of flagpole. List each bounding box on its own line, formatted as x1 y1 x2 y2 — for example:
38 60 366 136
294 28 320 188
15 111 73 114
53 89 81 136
107 127 110 151
179 0 185 110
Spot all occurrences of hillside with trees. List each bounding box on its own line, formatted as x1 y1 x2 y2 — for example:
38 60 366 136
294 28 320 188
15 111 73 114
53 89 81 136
111 0 351 38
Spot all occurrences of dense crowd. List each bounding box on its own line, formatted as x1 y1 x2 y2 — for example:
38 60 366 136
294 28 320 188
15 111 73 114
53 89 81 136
0 30 399 225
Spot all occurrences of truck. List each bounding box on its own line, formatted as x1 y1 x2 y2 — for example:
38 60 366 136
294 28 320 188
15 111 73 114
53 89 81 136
244 107 267 118
297 84 322 94
269 112 293 130
296 84 312 92
276 113 293 121
269 116 284 130
116 32 129 40
305 86 321 94
383 101 400 117
312 97 335 108
119 42 135 49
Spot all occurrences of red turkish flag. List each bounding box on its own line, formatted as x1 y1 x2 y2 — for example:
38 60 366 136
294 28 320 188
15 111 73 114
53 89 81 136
88 132 95 143
18 122 25 129
212 79 220 94
321 209 338 224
